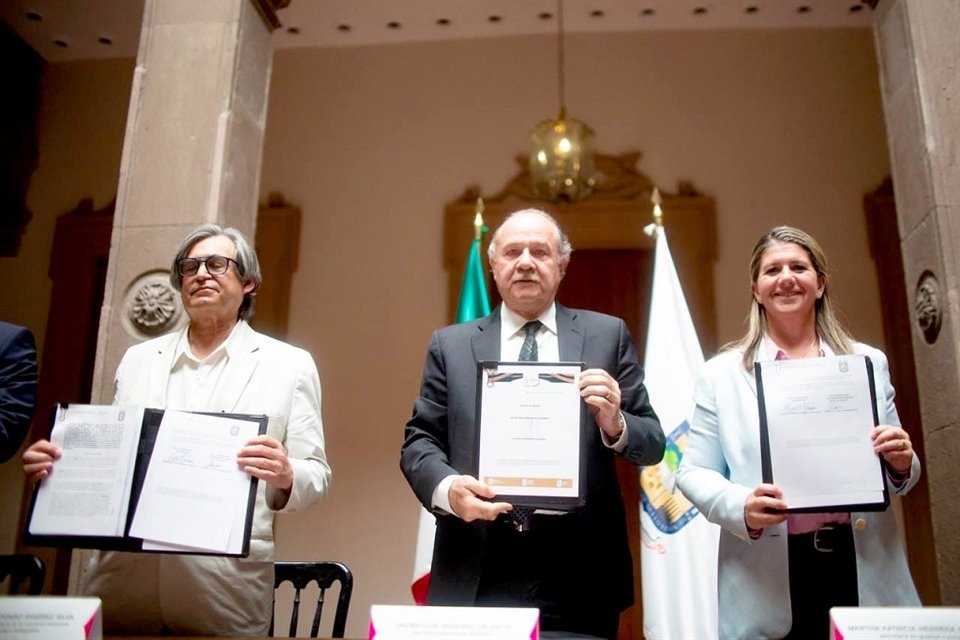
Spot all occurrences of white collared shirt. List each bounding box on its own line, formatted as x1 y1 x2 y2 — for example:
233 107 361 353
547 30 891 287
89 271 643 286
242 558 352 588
165 321 244 411
499 303 559 361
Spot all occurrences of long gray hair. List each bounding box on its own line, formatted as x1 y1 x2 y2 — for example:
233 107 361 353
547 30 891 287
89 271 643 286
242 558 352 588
170 224 262 321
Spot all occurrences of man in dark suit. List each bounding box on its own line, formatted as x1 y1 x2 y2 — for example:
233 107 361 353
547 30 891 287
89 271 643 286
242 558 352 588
401 209 664 639
0 321 38 463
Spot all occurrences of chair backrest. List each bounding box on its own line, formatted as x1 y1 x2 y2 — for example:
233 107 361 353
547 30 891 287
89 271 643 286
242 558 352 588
0 554 46 595
271 561 352 638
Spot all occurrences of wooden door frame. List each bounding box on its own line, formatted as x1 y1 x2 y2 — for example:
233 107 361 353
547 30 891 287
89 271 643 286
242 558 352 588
15 198 114 594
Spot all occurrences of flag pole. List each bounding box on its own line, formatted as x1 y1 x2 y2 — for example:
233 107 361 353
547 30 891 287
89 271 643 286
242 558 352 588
641 183 719 640
644 188 664 238
474 197 485 240
651 187 664 228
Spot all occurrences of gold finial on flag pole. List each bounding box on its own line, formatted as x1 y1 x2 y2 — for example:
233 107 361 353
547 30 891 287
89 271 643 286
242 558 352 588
651 187 664 227
473 197 485 240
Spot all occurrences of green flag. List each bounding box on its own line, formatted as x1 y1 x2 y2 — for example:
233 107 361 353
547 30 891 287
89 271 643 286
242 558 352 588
456 236 491 323
413 217 491 605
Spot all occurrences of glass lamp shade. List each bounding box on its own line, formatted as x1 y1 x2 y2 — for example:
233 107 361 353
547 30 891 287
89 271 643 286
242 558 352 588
528 113 596 202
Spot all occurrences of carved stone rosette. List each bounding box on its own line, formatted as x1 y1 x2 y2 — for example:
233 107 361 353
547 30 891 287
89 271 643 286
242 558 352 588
124 272 182 337
914 271 942 345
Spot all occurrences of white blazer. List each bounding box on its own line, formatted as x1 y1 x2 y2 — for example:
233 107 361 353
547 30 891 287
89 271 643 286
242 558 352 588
676 342 920 640
113 320 331 561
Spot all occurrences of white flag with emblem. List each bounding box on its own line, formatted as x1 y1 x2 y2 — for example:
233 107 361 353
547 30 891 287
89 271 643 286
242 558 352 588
640 224 720 639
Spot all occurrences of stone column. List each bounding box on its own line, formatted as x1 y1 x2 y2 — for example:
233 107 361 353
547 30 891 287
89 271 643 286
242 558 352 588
70 0 284 592
873 0 960 604
90 0 283 405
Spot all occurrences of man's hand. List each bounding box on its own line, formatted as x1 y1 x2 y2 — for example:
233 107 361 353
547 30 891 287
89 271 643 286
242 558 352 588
22 439 60 485
579 368 623 438
744 483 788 531
448 475 513 522
238 435 293 491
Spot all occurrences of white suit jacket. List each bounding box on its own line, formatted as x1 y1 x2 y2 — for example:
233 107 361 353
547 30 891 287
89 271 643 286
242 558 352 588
676 342 920 640
113 320 331 561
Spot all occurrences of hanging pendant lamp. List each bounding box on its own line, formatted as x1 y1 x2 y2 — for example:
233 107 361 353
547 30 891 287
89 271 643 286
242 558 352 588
528 0 596 202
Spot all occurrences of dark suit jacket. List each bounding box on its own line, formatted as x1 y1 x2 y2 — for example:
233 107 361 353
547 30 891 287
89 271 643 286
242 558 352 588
401 304 664 613
0 321 38 462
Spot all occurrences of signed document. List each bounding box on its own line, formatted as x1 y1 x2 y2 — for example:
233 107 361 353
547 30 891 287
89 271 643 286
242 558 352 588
476 361 585 509
25 404 267 556
129 410 262 554
755 354 888 512
29 404 145 537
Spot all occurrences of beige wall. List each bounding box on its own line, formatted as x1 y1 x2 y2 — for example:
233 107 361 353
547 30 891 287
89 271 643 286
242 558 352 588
0 29 892 637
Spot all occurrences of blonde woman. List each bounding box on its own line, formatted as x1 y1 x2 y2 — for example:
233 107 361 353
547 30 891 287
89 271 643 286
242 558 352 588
677 226 920 639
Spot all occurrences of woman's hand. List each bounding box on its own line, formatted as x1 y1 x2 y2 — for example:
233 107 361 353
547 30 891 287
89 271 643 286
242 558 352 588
872 424 913 475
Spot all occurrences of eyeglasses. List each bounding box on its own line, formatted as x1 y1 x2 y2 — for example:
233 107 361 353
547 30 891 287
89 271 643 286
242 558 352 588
176 255 239 277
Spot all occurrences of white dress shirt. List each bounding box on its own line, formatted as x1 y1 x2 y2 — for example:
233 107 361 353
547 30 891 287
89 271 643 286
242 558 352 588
165 321 243 410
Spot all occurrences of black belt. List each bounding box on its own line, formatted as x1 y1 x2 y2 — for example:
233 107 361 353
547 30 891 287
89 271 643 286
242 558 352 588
789 523 852 553
494 507 570 534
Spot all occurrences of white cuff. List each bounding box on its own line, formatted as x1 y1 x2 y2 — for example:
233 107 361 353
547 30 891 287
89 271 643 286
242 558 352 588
602 412 628 453
431 474 458 515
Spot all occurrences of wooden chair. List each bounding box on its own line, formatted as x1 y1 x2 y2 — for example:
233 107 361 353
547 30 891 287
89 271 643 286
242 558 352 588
271 561 352 638
0 553 45 594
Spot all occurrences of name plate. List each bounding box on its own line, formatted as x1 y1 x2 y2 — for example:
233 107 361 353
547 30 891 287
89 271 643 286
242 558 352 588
0 597 102 640
369 605 538 639
830 607 960 639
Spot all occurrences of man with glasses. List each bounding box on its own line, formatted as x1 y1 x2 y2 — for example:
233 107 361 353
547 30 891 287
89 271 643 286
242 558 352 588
23 224 330 635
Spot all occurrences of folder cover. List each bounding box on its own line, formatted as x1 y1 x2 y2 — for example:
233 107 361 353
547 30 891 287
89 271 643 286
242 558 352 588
755 355 889 513
24 404 267 557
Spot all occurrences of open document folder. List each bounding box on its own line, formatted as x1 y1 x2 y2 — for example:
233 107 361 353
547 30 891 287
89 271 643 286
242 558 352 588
755 354 889 512
25 404 267 556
